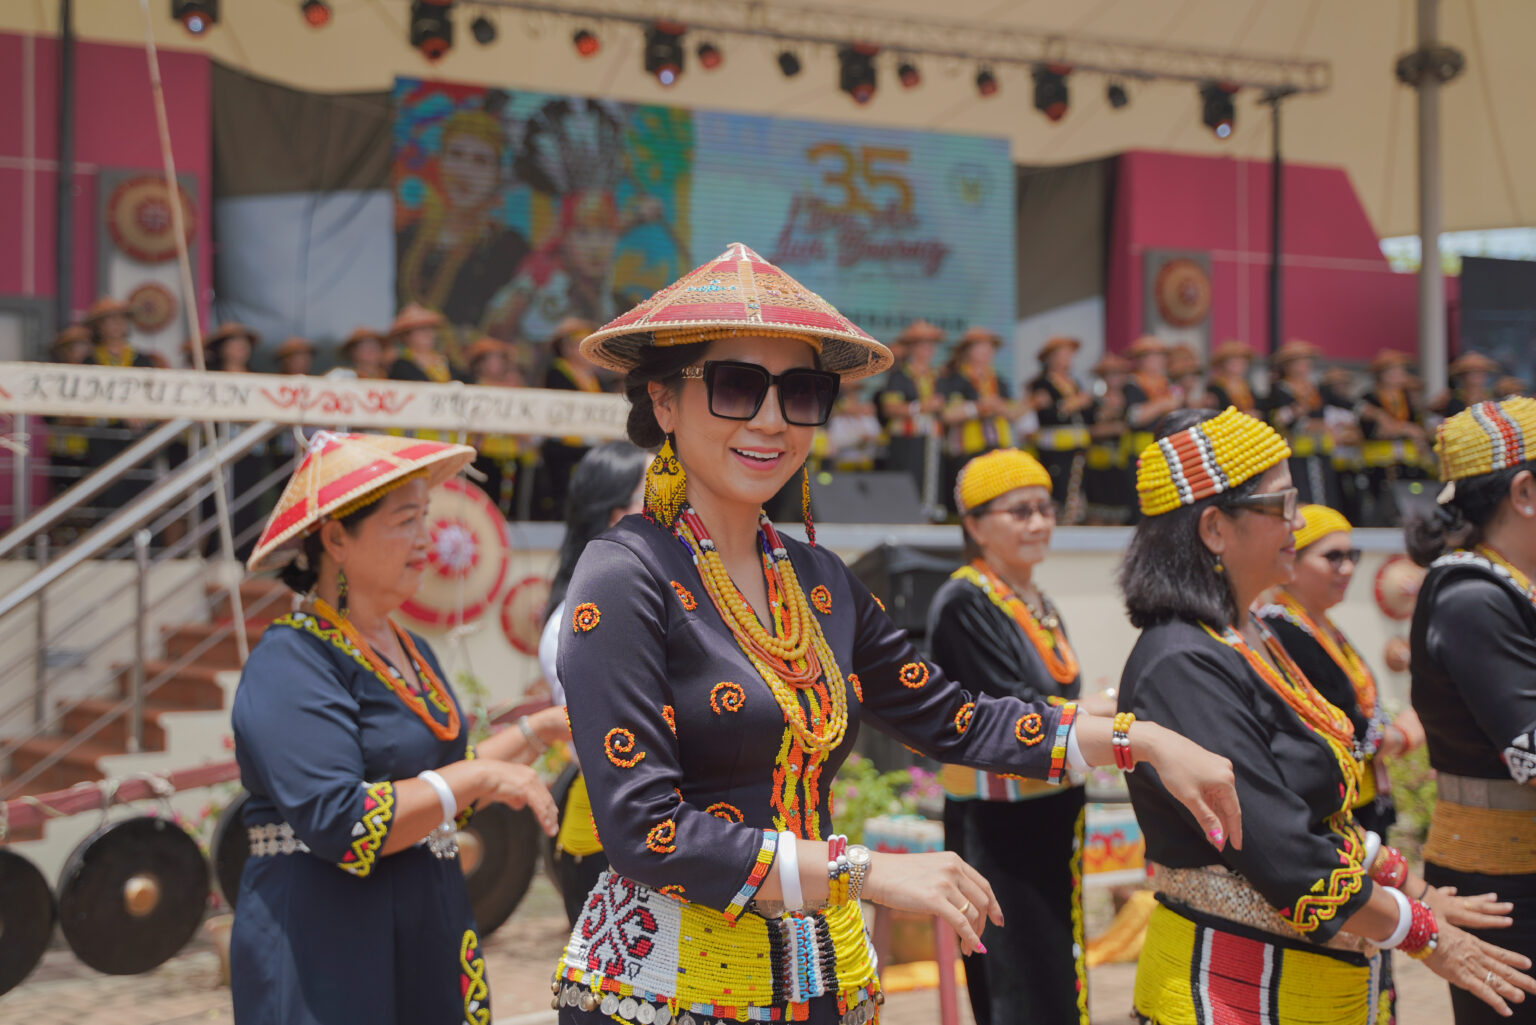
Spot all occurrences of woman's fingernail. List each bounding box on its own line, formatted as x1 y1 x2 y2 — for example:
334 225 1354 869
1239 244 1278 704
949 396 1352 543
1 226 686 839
1208 827 1225 847
975 942 988 955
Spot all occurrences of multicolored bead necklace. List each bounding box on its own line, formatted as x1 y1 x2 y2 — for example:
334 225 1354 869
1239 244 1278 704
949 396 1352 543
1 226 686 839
1473 544 1536 607
958 559 1079 685
674 507 849 757
312 597 461 741
1272 590 1378 718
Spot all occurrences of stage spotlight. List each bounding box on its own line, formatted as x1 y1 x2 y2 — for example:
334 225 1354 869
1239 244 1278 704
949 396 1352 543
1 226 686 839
409 0 453 61
172 0 218 35
697 41 723 70
1200 81 1238 138
300 0 330 27
572 28 600 57
1106 80 1129 109
471 14 495 45
838 44 879 105
777 50 802 77
975 67 999 97
898 60 921 89
645 23 686 87
1032 63 1070 121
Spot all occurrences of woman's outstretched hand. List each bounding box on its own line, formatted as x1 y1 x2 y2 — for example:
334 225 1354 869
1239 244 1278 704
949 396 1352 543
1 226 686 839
1426 919 1536 1016
1136 722 1243 852
862 851 1002 956
478 761 559 837
1427 886 1516 932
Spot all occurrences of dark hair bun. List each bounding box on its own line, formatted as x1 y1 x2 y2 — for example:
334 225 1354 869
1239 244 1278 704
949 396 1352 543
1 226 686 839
626 380 666 448
619 341 710 448
277 534 323 594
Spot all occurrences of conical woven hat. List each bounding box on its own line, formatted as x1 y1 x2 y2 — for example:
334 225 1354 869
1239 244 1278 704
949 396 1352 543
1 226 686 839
580 242 892 380
247 432 475 573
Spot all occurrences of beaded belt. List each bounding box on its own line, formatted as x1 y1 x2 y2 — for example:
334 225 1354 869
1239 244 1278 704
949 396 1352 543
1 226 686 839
1424 799 1536 875
555 871 881 1024
1151 863 1376 956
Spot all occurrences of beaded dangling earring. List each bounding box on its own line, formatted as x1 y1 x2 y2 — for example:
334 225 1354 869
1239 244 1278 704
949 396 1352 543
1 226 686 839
644 436 686 529
801 466 817 548
336 567 349 617
1213 553 1225 575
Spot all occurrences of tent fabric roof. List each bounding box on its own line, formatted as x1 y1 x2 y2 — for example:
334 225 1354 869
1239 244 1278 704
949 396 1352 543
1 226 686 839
3 0 1528 236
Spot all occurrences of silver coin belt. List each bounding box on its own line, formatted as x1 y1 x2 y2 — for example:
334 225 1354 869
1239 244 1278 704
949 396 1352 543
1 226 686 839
550 980 883 1024
248 822 441 858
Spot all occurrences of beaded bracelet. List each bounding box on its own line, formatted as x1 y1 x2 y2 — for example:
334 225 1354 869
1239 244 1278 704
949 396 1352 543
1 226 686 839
1399 899 1440 961
1371 845 1409 890
1111 712 1137 772
827 834 850 905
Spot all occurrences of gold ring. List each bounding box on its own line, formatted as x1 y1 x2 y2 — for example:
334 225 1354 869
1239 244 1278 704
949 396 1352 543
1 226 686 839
957 899 971 915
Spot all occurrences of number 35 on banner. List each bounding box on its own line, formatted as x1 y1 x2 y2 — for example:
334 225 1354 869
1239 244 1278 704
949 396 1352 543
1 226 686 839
806 144 914 215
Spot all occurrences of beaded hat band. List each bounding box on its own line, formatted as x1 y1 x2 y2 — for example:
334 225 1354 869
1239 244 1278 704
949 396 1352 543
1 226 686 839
1135 407 1292 517
1435 397 1536 502
955 448 1053 515
1293 504 1352 551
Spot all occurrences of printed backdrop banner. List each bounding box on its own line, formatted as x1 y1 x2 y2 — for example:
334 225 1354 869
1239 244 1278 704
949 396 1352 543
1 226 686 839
391 78 1014 372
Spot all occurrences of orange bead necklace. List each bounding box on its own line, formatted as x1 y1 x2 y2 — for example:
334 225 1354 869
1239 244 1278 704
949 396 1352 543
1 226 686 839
1272 591 1378 718
962 559 1079 685
312 598 461 741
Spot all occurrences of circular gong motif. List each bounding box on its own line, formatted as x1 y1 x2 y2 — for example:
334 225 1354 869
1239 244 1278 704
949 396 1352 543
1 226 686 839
1154 258 1213 328
211 790 251 910
107 176 197 264
0 848 55 995
57 816 210 975
399 478 510 627
459 802 539 938
499 576 552 656
127 281 178 334
1373 554 1426 621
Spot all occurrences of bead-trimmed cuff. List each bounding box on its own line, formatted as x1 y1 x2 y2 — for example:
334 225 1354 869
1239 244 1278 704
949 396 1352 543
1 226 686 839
723 829 779 925
1047 702 1079 786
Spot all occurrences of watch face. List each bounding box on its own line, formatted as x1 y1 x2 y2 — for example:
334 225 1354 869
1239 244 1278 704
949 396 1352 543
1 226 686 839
846 844 872 867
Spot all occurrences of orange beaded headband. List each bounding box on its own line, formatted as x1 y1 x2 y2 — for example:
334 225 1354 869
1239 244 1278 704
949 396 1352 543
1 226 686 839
1136 407 1291 517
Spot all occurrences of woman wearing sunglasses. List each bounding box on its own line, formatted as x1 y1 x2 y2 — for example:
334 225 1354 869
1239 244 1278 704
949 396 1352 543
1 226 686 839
927 448 1095 1025
1407 397 1536 1024
548 244 1245 1024
1118 407 1533 1025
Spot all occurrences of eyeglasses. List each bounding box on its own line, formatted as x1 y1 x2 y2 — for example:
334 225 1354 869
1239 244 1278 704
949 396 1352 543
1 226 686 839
1224 486 1298 521
681 360 841 427
987 500 1056 523
1319 548 1364 567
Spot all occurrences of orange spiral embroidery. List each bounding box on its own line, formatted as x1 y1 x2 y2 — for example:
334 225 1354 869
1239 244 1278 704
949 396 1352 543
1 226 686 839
810 585 833 614
898 662 930 689
710 681 746 715
873 594 886 612
849 673 864 703
671 581 698 611
661 705 676 736
954 701 975 735
658 884 688 900
645 818 678 854
706 802 745 823
572 602 601 632
603 727 645 768
1016 712 1045 746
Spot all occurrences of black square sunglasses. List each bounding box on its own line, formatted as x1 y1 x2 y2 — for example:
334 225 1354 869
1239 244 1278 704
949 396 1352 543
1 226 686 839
681 360 842 427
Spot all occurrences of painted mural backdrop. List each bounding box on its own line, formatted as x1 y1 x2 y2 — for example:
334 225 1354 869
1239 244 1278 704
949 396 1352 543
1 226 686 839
393 78 1014 374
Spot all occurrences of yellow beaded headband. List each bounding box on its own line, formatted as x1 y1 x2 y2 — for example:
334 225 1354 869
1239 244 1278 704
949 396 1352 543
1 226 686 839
1293 504 1352 551
653 326 822 353
1136 407 1292 517
1435 398 1536 500
955 448 1053 515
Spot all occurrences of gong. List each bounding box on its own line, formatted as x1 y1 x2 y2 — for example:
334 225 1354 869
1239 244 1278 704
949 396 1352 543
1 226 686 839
539 760 581 889
459 802 540 938
211 790 251 910
58 816 210 975
0 848 56 995
399 479 511 628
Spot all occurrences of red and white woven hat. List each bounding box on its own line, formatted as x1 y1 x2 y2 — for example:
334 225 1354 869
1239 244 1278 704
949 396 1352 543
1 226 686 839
579 242 892 380
248 432 475 574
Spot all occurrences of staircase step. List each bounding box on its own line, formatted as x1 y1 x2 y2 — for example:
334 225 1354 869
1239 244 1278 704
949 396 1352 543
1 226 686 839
62 698 171 750
5 737 122 796
160 622 267 666
117 661 228 709
207 578 291 621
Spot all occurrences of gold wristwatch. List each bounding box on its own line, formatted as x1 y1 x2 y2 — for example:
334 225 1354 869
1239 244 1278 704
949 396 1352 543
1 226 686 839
846 844 872 903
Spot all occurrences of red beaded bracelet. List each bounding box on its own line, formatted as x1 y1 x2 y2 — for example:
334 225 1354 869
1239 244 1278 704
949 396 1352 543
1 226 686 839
1400 899 1439 961
1111 712 1136 772
1372 845 1409 890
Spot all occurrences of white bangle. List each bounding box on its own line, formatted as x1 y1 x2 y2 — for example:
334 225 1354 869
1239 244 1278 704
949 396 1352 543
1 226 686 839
1363 830 1382 873
1380 885 1413 949
417 769 458 826
1065 723 1089 772
776 831 803 912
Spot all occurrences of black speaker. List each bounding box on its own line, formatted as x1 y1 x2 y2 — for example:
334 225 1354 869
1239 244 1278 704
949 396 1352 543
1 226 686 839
847 542 961 641
769 471 927 524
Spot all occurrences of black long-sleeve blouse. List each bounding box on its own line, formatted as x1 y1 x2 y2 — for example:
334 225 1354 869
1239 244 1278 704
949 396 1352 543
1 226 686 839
1119 619 1371 942
1411 553 1536 784
927 574 1080 706
557 516 1075 921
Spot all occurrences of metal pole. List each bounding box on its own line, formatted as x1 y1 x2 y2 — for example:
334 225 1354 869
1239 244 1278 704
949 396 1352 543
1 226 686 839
1416 0 1448 397
10 414 30 528
1267 97 1284 358
54 0 75 330
32 535 49 730
130 529 150 753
